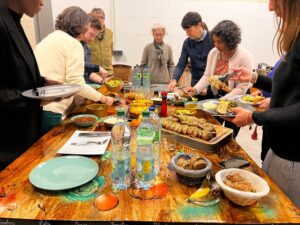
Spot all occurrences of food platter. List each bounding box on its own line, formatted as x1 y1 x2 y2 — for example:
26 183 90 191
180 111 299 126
197 99 253 117
162 125 233 152
238 95 265 106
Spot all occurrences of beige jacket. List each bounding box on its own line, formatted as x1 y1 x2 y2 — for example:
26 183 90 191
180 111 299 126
88 28 113 75
34 30 103 118
141 42 175 84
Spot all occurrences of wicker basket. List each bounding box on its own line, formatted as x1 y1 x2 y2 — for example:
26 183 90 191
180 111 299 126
170 153 212 186
215 168 270 206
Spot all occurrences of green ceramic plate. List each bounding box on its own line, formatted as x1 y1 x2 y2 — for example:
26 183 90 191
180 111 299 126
29 156 99 191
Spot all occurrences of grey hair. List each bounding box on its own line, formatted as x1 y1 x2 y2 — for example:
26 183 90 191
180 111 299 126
55 6 90 38
151 23 167 35
211 20 241 50
90 8 105 16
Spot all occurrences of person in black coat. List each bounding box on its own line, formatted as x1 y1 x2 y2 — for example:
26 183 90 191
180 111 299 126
227 0 300 208
0 0 58 170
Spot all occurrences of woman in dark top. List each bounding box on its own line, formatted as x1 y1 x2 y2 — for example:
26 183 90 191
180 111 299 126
0 0 57 170
228 0 300 207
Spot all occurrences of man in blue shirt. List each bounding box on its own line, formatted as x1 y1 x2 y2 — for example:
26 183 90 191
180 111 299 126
168 12 214 99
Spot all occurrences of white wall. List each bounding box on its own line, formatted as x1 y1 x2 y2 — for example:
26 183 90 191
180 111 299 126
45 0 279 68
113 0 279 68
51 0 111 27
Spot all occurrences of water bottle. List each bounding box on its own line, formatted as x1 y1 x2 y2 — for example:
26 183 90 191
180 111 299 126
149 106 162 176
135 111 155 189
111 110 131 190
142 65 151 98
133 64 142 91
142 65 151 89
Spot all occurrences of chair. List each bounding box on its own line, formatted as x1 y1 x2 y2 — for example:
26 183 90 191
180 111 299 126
112 64 132 82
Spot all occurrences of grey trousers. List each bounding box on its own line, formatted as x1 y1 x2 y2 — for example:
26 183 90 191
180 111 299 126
263 149 300 208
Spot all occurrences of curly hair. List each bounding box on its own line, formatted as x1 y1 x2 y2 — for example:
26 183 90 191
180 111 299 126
211 20 241 50
55 6 90 38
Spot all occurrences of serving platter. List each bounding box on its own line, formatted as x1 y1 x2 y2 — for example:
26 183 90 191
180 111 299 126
162 124 233 152
22 84 83 100
197 99 253 117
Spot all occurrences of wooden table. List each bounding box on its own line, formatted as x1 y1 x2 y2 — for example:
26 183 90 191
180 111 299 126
0 107 299 225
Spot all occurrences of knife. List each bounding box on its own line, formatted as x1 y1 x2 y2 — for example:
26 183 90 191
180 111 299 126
78 132 110 137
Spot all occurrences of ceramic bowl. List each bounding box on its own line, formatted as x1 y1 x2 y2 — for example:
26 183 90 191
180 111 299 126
71 114 98 127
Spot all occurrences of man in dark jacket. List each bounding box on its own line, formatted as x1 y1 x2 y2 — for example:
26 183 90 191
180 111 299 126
168 12 214 98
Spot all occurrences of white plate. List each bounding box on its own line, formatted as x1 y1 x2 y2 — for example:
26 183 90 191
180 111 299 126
22 84 83 100
238 95 264 106
197 99 253 117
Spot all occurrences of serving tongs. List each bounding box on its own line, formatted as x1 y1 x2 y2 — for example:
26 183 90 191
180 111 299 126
217 71 236 82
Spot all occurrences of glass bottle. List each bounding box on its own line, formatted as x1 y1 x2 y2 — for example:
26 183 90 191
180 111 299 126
111 110 131 190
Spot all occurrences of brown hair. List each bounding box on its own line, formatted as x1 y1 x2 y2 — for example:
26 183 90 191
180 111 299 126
273 0 300 56
55 6 89 38
89 16 102 30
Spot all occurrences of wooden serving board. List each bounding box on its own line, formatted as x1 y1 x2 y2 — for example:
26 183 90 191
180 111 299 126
162 124 233 152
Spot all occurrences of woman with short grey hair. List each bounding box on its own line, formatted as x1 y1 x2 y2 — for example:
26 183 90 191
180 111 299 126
140 23 175 84
34 6 114 134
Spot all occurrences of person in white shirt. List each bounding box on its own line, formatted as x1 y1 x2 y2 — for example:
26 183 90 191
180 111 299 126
185 20 253 138
34 6 114 134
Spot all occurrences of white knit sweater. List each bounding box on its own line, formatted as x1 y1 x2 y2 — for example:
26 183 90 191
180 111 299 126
34 30 103 118
194 45 253 98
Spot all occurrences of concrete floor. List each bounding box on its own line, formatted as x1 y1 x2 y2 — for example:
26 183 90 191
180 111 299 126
236 125 263 167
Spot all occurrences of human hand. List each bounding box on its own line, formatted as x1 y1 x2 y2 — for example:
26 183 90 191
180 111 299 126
168 79 177 91
99 67 108 78
184 86 197 96
100 95 114 106
231 67 253 83
257 97 270 110
223 107 252 127
44 78 62 86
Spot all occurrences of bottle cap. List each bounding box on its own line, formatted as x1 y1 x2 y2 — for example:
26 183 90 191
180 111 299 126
142 111 150 117
149 106 155 111
117 109 125 116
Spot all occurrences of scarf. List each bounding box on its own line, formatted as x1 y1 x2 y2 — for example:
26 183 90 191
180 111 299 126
153 41 164 66
97 25 106 40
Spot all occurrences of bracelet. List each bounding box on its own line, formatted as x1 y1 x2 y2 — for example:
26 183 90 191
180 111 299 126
251 71 258 84
246 111 253 125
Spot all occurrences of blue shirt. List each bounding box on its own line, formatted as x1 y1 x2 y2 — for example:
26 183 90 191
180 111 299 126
173 31 214 86
262 59 282 97
81 42 100 84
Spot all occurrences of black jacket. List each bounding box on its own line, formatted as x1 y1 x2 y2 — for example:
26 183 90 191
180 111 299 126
0 1 44 169
253 36 300 161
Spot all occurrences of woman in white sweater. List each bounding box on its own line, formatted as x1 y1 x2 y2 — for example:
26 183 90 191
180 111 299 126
185 20 253 137
34 6 114 134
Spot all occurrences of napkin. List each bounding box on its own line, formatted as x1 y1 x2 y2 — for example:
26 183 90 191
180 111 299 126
58 130 111 155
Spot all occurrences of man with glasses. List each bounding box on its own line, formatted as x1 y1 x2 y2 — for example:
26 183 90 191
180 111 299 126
82 16 108 84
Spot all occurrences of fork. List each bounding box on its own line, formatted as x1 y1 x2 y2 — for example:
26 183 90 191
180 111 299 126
71 138 109 146
217 71 236 82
